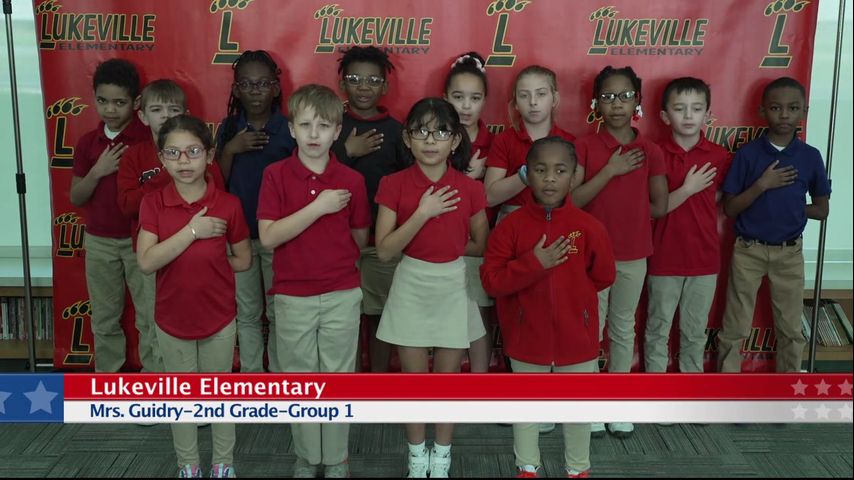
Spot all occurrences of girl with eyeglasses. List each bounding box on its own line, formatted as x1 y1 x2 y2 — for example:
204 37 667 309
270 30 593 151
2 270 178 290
138 114 251 479
484 65 575 224
373 98 488 478
570 65 669 440
215 50 297 374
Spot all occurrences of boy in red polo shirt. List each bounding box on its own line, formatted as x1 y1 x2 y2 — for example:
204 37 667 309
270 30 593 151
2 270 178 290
117 79 225 373
482 136 615 478
137 114 251 479
257 84 371 479
644 77 730 375
69 59 150 372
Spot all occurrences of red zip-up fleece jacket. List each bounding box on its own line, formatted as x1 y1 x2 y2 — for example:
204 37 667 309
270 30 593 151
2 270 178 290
481 202 616 366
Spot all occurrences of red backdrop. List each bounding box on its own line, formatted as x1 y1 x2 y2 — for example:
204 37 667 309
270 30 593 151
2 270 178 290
34 0 819 371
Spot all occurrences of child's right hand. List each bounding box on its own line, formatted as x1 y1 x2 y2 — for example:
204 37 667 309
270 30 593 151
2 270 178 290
605 147 644 177
314 189 352 215
188 207 227 239
226 127 269 155
682 162 717 195
92 143 127 178
344 127 383 158
533 234 571 268
756 160 797 191
417 185 460 219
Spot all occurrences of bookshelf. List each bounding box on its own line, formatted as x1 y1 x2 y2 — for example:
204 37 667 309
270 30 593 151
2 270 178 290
0 287 54 360
802 289 853 371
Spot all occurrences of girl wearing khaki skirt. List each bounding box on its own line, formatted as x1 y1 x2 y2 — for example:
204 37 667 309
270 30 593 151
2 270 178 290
374 98 488 478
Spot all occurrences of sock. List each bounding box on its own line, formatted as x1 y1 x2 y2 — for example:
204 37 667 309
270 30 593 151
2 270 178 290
432 443 451 457
408 441 427 456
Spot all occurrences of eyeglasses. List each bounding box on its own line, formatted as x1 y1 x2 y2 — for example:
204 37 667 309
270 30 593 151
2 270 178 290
160 145 207 161
408 128 454 141
598 90 637 104
343 74 385 88
234 79 279 91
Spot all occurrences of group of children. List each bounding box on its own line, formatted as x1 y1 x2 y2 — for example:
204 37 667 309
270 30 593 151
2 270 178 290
70 47 830 478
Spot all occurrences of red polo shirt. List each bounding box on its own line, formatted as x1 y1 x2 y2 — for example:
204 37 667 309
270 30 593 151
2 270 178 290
471 120 496 226
72 118 150 238
257 153 371 297
375 164 486 263
139 180 249 340
648 134 731 276
117 139 226 249
486 122 575 207
471 120 493 159
575 128 666 261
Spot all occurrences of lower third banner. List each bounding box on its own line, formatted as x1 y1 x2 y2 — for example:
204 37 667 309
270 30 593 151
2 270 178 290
1 373 851 424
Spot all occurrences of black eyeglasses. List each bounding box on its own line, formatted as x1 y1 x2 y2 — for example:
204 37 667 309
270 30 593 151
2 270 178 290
408 128 453 141
234 79 279 91
598 90 637 104
344 74 385 88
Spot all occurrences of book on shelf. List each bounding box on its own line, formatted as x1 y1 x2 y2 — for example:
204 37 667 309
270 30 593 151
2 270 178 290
0 296 54 341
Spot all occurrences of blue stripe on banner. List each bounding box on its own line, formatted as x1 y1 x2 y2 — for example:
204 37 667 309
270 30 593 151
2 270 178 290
0 374 64 423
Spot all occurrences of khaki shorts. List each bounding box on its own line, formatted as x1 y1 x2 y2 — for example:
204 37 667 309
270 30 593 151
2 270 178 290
358 247 400 315
464 255 494 307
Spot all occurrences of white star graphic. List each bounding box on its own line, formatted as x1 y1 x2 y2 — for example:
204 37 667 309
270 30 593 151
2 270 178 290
791 380 808 395
838 380 853 396
23 381 58 414
791 403 808 419
837 403 853 421
815 404 831 419
815 379 831 396
0 391 10 414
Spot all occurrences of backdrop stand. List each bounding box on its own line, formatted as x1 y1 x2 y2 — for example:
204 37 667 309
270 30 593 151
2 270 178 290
2 0 37 371
807 0 847 373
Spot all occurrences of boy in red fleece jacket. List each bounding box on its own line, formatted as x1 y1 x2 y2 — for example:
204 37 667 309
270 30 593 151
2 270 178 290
481 136 615 479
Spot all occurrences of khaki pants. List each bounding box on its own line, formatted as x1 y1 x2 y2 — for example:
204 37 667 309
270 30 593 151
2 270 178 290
137 272 163 372
644 275 717 373
156 321 237 467
597 259 646 373
84 233 157 372
509 358 597 471
358 247 399 315
274 288 362 465
235 239 276 372
718 237 805 373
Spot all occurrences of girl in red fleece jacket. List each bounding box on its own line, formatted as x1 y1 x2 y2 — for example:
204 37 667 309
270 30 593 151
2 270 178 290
481 136 615 479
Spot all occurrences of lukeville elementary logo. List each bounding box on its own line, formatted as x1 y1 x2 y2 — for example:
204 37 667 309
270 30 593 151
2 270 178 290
313 3 433 55
587 6 708 57
36 0 156 51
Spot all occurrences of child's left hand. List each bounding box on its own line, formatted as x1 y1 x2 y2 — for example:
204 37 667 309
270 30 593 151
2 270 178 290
466 149 487 179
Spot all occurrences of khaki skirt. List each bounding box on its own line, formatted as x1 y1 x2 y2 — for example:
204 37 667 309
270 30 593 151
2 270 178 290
377 255 485 348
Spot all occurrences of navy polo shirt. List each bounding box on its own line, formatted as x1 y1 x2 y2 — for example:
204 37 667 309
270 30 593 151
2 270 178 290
217 109 296 238
722 135 830 243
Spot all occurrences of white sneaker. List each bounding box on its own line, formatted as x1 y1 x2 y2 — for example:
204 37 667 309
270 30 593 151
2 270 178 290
590 422 606 438
538 423 556 434
407 448 430 478
429 447 451 478
516 464 540 477
607 422 634 438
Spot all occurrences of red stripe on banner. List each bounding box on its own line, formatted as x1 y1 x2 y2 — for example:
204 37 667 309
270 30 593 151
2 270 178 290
62 373 854 400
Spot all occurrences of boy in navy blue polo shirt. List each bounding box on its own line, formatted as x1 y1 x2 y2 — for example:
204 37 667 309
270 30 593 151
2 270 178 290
717 77 830 373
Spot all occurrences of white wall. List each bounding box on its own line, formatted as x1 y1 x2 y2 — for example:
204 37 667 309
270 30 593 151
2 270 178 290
1 0 852 287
